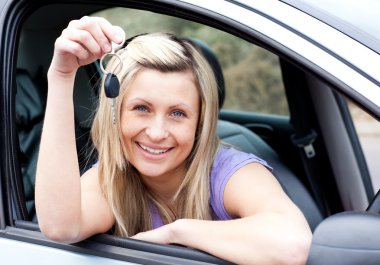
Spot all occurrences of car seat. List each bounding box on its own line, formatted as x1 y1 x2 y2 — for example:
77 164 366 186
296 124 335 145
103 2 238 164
191 38 323 231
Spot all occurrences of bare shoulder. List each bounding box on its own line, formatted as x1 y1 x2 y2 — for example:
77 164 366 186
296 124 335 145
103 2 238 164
80 166 101 190
223 162 301 218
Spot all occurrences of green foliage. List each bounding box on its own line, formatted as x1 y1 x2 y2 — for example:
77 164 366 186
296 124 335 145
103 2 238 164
94 8 289 115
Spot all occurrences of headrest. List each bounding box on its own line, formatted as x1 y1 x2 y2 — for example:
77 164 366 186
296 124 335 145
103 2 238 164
188 38 225 109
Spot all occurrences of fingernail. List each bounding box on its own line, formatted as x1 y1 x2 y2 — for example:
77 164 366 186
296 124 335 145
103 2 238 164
114 26 125 44
115 34 123 44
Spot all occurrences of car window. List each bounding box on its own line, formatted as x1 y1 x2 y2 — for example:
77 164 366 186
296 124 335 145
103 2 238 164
93 8 289 116
14 5 292 223
347 98 380 192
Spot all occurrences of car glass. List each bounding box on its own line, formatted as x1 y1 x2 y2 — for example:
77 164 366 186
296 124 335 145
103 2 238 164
346 96 380 193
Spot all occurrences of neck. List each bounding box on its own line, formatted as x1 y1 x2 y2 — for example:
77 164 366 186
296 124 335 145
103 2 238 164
140 165 186 204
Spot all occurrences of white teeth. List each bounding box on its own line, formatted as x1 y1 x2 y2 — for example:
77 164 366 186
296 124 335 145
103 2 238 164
139 143 169 154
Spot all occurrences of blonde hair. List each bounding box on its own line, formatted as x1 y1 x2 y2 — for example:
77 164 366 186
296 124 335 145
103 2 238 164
91 33 220 236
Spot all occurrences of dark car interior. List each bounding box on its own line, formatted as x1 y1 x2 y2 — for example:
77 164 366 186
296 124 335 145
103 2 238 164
6 1 379 264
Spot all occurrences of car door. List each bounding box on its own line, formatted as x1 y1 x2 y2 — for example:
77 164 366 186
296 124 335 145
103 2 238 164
1 0 380 264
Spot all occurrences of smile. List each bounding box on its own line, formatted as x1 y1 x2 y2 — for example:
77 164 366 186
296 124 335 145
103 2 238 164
137 143 171 155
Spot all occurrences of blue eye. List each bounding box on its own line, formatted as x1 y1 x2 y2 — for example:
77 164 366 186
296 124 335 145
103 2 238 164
134 105 148 112
171 110 186 118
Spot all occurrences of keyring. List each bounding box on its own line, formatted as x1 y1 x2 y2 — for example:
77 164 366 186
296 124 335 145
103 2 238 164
100 52 123 76
100 29 126 76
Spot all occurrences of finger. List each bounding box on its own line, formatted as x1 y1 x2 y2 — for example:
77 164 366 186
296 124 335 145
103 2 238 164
55 37 90 62
68 17 112 53
110 26 126 51
97 17 125 46
70 16 124 53
62 27 103 58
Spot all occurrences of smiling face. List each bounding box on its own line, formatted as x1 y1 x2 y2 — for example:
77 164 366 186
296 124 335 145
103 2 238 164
120 68 200 185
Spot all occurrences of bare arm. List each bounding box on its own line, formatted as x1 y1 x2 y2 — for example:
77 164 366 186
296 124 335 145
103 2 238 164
35 16 122 243
133 163 312 265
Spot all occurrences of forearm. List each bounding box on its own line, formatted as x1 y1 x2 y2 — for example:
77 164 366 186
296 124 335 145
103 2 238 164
35 17 125 242
171 214 311 265
35 72 82 241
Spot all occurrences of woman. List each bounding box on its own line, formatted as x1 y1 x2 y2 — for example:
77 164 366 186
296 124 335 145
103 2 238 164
35 16 312 264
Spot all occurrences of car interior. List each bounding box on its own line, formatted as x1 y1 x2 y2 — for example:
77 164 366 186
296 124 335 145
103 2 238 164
9 2 379 264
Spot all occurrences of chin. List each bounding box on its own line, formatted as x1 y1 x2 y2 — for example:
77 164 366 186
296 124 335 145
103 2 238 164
134 163 169 179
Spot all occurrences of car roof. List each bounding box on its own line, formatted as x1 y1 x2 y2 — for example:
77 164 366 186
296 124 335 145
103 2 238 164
24 1 380 54
281 0 380 53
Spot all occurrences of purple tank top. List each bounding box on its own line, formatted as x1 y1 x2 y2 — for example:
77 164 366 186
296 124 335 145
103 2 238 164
151 147 272 228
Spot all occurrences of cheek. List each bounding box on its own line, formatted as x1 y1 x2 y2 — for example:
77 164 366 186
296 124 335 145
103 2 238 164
121 120 132 139
175 121 198 149
120 115 140 143
120 117 144 162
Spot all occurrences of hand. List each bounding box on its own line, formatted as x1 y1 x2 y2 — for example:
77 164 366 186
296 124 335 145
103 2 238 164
131 223 175 245
49 16 124 78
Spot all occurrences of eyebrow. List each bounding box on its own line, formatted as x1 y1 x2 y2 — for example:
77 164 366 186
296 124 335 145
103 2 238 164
126 98 152 106
126 98 195 113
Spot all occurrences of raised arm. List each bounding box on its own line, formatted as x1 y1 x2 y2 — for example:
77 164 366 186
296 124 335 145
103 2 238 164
133 163 312 265
35 17 122 243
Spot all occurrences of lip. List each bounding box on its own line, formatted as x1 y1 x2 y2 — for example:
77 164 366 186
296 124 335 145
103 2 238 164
135 141 173 161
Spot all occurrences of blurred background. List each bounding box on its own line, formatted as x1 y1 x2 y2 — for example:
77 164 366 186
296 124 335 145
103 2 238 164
95 7 288 115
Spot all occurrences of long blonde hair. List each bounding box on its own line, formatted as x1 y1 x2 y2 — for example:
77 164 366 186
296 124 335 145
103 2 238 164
91 33 220 236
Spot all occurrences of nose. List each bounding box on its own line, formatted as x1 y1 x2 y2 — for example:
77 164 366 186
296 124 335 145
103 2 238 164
145 118 169 141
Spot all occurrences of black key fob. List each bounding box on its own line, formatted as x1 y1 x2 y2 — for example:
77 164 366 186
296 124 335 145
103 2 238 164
104 73 120 98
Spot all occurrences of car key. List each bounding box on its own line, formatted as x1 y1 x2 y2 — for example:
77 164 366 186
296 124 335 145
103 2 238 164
104 72 120 124
100 28 126 124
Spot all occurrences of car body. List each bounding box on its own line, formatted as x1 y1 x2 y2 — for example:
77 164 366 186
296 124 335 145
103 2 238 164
1 0 379 264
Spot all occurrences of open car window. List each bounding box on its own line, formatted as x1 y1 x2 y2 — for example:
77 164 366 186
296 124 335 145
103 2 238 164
15 4 300 264
16 5 294 223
